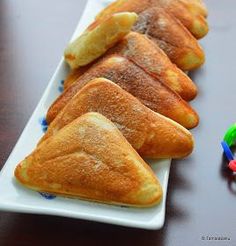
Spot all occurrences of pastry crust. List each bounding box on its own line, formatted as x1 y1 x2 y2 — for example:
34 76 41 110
164 0 208 39
96 0 208 39
179 0 208 17
108 32 198 99
64 65 91 90
64 32 198 100
46 55 199 129
64 12 138 69
40 78 194 158
132 7 205 71
15 112 163 207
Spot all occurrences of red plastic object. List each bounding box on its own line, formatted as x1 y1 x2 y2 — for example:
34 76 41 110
228 160 236 172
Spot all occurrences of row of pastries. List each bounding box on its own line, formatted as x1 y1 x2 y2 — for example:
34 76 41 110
14 0 209 207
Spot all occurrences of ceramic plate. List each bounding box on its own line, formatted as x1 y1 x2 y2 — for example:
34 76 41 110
0 0 171 230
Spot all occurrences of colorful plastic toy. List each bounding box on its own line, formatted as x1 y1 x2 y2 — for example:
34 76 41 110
223 123 236 147
221 124 236 172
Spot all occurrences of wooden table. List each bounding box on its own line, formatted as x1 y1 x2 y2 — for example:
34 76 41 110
0 0 235 245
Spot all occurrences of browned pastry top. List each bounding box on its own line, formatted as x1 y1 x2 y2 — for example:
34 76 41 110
41 78 194 158
132 7 205 70
46 55 199 129
107 32 197 100
15 112 162 207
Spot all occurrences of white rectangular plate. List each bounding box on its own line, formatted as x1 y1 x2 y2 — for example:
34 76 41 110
0 0 171 230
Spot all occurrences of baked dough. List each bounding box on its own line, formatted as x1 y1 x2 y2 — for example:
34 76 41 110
64 32 198 100
132 7 205 70
41 78 194 158
96 0 208 39
15 112 162 207
64 12 138 69
180 0 208 17
46 55 199 129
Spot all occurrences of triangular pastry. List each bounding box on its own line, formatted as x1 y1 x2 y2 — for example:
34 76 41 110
64 12 138 69
46 55 199 129
96 0 208 39
179 0 208 17
40 78 194 158
108 32 198 99
64 67 89 90
15 112 162 207
164 0 208 39
64 66 91 90
132 7 205 71
64 32 198 101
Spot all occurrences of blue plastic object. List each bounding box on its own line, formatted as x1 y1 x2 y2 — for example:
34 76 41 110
221 141 234 161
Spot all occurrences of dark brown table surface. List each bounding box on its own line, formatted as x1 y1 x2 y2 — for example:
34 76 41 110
0 0 235 245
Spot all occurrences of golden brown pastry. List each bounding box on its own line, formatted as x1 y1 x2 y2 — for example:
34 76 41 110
46 55 199 129
15 112 162 207
64 12 138 69
165 0 208 39
64 65 92 90
40 78 194 158
96 0 209 39
107 31 198 99
132 7 205 71
64 32 198 100
179 0 208 17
